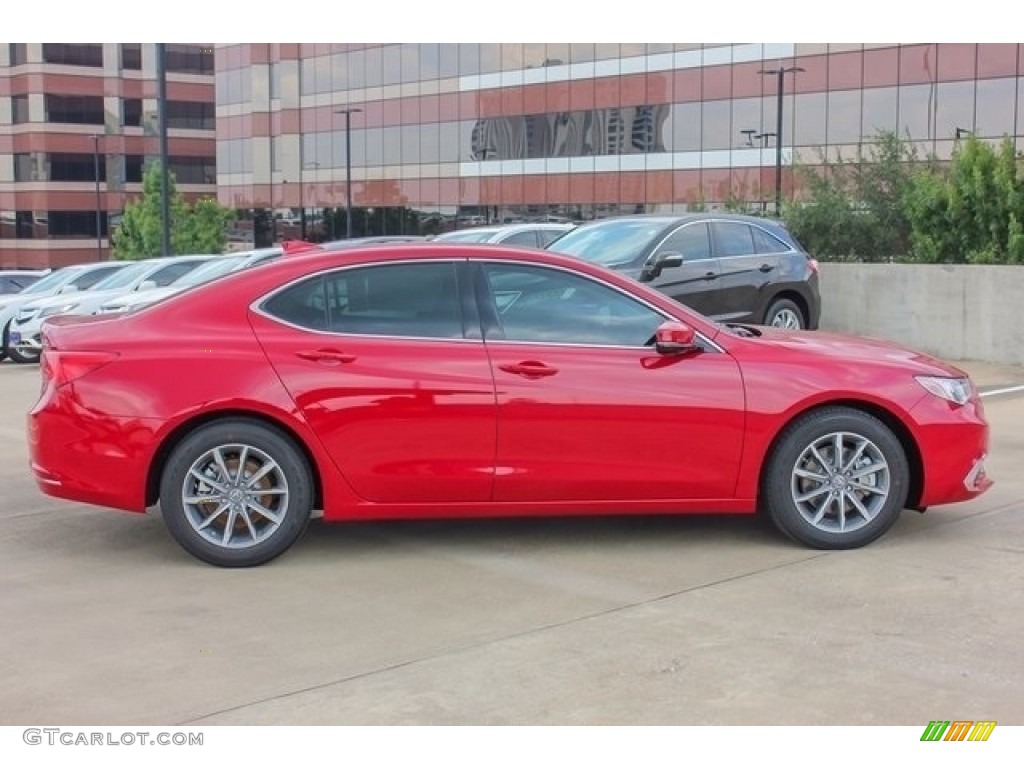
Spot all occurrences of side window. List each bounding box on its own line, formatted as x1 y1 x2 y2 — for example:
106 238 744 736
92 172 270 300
148 262 202 287
656 222 711 260
264 263 463 339
752 226 791 254
74 266 120 289
263 275 328 331
483 264 663 346
501 230 540 247
712 222 756 258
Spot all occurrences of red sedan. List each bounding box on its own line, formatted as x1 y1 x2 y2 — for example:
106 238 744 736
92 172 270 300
28 244 991 566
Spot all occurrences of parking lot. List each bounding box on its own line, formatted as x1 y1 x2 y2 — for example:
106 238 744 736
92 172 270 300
1 356 1023 726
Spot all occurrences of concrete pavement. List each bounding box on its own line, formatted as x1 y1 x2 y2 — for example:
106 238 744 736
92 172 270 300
1 357 1022 725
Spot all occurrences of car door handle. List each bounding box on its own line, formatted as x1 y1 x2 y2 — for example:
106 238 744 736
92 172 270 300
703 271 718 281
296 348 356 364
498 361 558 378
759 263 775 272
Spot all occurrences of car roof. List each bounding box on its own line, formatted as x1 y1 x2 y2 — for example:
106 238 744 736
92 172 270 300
574 212 789 227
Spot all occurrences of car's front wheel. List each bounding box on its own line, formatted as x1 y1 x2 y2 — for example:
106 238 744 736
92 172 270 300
764 298 804 330
159 419 313 567
6 340 39 364
762 407 910 549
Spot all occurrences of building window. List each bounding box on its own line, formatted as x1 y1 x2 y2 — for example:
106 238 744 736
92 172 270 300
121 44 142 70
164 44 214 75
42 44 103 67
125 155 144 183
13 154 34 182
12 95 29 124
123 98 142 127
166 100 215 130
48 153 105 182
168 156 216 184
47 211 108 238
269 62 279 99
45 94 105 125
16 211 36 239
9 43 27 65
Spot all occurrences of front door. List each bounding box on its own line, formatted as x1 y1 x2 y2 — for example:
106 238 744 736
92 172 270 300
477 262 746 503
644 221 723 317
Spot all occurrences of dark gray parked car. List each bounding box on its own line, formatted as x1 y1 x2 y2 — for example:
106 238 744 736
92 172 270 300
546 213 820 329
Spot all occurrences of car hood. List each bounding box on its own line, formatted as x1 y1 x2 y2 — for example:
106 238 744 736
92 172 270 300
23 288 123 311
729 325 967 378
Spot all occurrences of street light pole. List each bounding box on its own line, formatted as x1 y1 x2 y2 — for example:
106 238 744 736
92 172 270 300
156 42 171 255
335 107 362 239
299 173 306 240
91 134 102 260
759 66 804 216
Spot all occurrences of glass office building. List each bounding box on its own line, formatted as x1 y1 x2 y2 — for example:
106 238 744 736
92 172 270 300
0 43 215 268
216 43 1024 246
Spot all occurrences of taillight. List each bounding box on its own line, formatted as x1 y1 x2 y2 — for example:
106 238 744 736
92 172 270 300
42 350 118 388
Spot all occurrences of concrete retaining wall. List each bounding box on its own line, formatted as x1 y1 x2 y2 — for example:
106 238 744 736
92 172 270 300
818 262 1024 365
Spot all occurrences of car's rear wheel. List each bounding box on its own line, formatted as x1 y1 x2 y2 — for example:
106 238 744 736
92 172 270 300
764 298 804 330
159 419 313 567
762 407 909 549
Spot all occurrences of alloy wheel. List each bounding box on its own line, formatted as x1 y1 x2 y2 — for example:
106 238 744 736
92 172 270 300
789 431 891 534
181 443 290 549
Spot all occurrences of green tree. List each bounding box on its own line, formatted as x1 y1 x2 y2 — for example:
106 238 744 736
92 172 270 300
111 162 235 259
904 136 1024 264
782 131 925 261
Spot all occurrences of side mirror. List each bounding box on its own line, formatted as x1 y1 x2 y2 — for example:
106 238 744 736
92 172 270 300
641 251 684 280
654 321 698 355
138 280 158 291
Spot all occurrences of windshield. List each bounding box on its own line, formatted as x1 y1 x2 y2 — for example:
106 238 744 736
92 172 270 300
173 257 243 286
436 230 498 243
21 268 78 294
546 219 674 266
90 261 152 291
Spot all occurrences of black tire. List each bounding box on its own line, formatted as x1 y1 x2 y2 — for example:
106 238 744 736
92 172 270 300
763 297 805 330
6 341 39 364
762 407 909 549
159 419 313 567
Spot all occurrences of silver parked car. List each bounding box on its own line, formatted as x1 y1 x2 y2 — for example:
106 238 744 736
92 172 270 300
432 222 575 248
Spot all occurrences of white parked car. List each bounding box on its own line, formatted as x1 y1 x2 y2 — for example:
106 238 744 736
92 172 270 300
0 269 51 295
8 254 220 363
432 222 576 248
97 248 283 315
0 262 130 363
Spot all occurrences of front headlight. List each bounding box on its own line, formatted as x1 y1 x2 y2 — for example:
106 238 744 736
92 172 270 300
915 375 973 406
39 302 79 318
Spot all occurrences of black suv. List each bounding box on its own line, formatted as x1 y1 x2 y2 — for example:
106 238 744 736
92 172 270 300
547 213 820 330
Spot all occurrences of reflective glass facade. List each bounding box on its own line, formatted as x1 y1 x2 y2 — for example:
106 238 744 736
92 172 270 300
217 43 1023 247
0 43 215 268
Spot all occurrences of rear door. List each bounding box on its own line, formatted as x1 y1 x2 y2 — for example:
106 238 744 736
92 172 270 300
252 259 498 504
711 220 778 324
